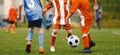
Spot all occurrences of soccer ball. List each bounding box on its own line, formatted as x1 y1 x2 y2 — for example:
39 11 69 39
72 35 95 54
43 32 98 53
67 35 80 47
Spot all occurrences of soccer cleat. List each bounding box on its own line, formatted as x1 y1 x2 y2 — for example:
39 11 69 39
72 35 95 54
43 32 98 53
50 46 55 52
25 44 31 53
11 32 16 34
39 48 45 54
6 30 9 33
89 41 96 48
80 48 91 53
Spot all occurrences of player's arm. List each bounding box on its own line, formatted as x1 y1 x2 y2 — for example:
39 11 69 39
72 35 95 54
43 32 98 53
18 0 24 19
90 0 98 19
91 0 98 11
43 0 53 14
15 8 18 21
18 5 23 19
65 0 79 23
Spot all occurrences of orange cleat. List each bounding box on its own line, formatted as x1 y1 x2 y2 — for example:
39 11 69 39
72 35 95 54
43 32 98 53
39 48 45 54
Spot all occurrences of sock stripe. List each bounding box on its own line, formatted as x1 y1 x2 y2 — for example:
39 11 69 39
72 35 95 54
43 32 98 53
82 34 88 38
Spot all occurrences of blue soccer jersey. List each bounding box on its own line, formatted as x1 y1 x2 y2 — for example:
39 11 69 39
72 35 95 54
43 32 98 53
96 5 102 19
46 12 52 24
20 0 43 21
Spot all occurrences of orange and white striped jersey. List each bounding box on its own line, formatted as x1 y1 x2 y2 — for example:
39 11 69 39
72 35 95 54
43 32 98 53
47 0 71 25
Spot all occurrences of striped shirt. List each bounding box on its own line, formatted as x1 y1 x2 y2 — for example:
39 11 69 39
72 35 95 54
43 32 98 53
47 0 71 25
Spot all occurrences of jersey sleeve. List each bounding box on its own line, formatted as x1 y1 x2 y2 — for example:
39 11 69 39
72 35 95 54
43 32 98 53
70 0 79 13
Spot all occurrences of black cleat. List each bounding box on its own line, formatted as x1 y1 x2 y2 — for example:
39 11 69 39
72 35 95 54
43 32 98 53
80 48 91 53
89 41 96 48
25 45 31 53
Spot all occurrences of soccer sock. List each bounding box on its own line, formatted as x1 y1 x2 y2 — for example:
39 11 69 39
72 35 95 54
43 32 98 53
88 33 92 42
38 33 44 48
82 34 90 48
51 36 56 46
28 30 33 42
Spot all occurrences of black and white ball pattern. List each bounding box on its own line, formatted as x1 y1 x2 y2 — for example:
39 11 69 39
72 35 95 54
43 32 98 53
67 35 80 47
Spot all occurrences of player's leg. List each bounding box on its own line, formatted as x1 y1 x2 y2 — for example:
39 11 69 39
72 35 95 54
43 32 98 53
46 24 51 30
27 28 34 44
64 24 72 39
97 18 101 30
11 22 16 34
25 20 34 53
6 21 12 32
38 28 45 53
35 19 45 53
81 19 93 53
25 27 34 53
88 32 96 48
50 29 58 52
50 24 60 52
66 29 72 38
6 24 11 32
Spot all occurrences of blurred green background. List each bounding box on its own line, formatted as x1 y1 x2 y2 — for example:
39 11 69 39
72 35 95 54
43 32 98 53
96 0 120 28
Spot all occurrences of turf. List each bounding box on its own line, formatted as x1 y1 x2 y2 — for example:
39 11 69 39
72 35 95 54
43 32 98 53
0 28 120 55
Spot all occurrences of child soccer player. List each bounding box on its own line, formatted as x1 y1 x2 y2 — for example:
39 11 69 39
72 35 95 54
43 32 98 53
19 0 45 53
6 6 17 34
95 1 103 30
43 0 72 52
65 0 98 53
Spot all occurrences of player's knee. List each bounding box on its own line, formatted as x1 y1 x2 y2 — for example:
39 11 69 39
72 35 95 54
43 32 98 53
29 27 34 30
52 32 57 37
38 28 43 33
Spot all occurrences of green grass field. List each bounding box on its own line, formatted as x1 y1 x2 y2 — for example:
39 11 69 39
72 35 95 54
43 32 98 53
0 28 120 55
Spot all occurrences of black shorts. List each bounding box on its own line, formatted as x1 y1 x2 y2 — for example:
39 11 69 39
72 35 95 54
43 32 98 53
28 19 43 28
9 21 15 24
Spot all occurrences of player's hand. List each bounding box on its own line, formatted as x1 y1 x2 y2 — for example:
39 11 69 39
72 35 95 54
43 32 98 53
18 16 21 20
43 9 47 14
65 18 69 24
65 13 73 24
93 5 98 11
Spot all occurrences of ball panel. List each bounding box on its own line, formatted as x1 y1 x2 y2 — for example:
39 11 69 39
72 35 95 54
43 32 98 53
75 39 78 43
67 35 80 47
69 41 72 45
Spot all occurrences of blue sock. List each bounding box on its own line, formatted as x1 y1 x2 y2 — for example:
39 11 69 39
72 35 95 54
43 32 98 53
28 30 33 42
38 33 44 48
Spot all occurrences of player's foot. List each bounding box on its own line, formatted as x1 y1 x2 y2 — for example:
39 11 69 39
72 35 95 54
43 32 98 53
39 48 45 54
80 48 91 53
25 44 31 53
50 46 55 52
89 41 96 48
11 32 16 34
6 30 9 33
66 36 69 41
